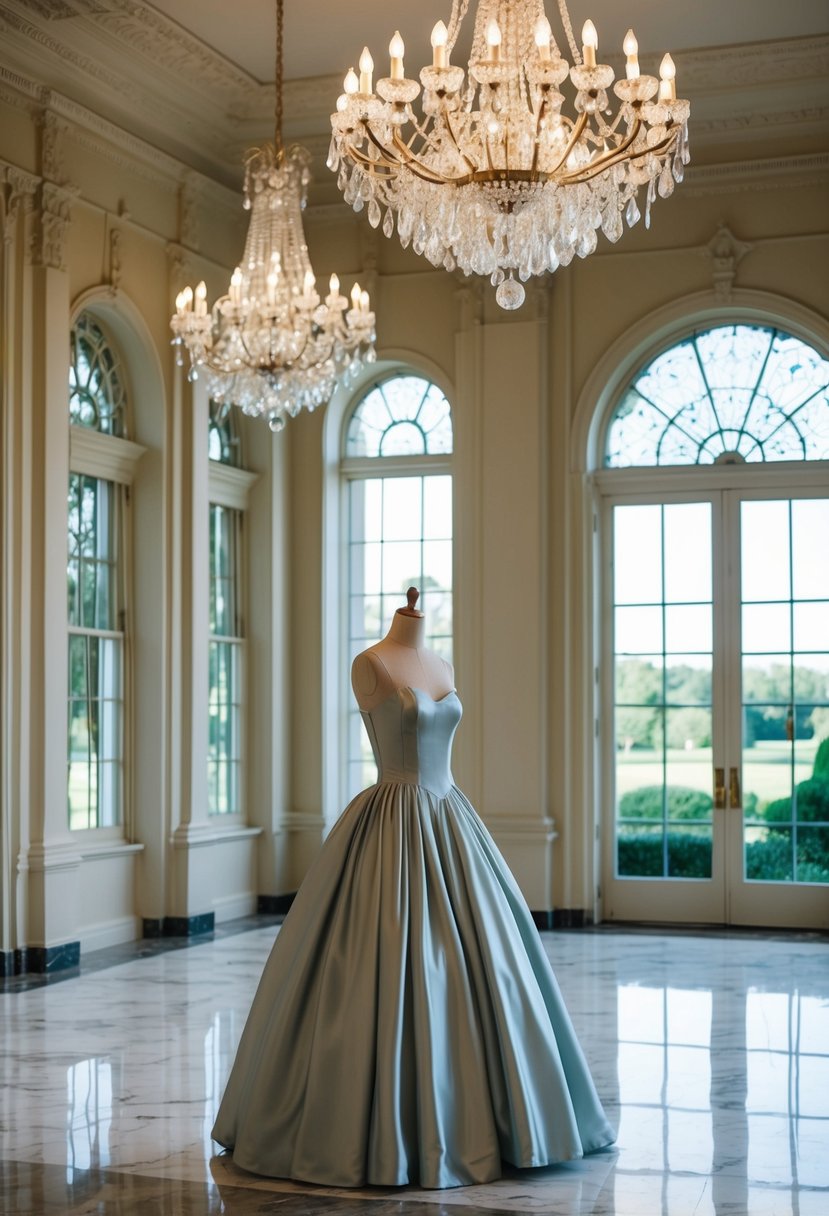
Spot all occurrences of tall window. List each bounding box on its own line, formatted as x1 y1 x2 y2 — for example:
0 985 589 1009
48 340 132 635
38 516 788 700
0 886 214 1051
600 322 829 924
208 402 244 815
67 315 128 830
342 374 453 799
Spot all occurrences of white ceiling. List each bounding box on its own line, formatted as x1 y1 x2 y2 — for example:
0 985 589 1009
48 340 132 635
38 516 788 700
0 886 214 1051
149 0 829 83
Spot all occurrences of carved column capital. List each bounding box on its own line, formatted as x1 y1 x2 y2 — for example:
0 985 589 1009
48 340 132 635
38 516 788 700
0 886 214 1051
179 173 203 251
37 107 69 186
166 241 191 293
30 181 78 270
1 166 38 246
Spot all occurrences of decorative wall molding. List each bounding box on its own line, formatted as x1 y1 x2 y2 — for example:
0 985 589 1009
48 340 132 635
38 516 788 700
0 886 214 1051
704 224 753 303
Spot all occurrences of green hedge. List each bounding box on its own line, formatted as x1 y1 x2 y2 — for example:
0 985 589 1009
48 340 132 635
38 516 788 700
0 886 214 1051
619 829 829 883
619 784 713 821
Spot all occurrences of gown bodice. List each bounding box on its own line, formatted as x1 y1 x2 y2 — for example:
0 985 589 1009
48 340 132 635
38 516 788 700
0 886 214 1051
360 687 461 799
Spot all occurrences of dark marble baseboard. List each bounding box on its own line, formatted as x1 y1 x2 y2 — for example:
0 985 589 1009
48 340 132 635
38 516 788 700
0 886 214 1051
0 941 80 977
553 908 593 929
257 893 296 915
142 913 215 938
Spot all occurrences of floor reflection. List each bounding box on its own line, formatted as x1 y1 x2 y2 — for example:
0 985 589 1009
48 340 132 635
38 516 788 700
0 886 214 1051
0 926 826 1215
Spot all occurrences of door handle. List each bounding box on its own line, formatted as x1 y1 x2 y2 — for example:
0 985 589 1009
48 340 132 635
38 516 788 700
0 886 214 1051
729 766 741 809
714 767 726 809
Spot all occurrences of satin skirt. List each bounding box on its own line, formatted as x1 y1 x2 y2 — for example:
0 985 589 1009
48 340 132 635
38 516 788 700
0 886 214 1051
212 781 615 1189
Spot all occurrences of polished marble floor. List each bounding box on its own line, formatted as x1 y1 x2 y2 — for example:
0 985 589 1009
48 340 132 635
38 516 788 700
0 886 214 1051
1 924 827 1215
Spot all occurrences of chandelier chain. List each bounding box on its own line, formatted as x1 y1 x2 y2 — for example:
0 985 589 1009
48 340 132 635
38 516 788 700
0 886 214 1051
274 0 284 153
555 0 582 66
447 0 471 53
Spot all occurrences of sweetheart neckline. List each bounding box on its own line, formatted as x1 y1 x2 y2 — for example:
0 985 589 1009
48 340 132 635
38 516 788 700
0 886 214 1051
359 686 459 714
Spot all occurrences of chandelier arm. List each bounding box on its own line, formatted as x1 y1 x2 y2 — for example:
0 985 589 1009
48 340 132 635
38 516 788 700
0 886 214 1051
530 94 551 178
543 111 589 177
443 113 480 173
561 128 678 186
559 118 646 181
390 129 460 184
347 137 406 176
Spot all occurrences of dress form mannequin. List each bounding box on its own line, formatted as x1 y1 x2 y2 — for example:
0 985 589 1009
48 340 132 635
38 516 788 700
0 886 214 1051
351 587 454 711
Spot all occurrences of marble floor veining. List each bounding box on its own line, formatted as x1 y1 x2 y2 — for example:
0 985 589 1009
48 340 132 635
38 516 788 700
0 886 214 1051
1 924 828 1215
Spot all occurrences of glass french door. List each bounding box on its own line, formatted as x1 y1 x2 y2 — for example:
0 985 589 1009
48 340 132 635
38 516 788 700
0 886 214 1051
602 485 829 928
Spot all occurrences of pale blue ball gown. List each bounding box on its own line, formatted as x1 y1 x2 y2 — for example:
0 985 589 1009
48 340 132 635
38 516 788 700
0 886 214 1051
212 686 614 1189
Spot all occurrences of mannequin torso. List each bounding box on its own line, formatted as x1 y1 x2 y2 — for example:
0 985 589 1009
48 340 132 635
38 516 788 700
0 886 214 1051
351 588 454 712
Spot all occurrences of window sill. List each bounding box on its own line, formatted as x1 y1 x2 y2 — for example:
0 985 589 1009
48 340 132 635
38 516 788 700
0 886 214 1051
79 840 146 862
171 824 263 849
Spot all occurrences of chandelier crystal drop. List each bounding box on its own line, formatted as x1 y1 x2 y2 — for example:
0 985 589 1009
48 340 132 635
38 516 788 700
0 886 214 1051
328 0 690 310
171 1 375 432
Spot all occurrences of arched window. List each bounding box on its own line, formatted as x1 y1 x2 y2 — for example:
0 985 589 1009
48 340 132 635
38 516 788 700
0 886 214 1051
605 324 829 467
69 313 128 437
341 373 453 800
67 312 131 831
598 320 829 927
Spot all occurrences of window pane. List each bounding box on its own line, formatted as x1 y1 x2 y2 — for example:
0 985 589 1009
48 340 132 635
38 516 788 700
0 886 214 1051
606 326 829 467
346 375 452 458
69 313 128 437
344 377 453 796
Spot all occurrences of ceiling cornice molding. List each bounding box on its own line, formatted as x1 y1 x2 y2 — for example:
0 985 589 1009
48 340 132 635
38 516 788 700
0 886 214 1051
1 7 826 186
11 0 256 95
683 150 829 196
0 66 241 218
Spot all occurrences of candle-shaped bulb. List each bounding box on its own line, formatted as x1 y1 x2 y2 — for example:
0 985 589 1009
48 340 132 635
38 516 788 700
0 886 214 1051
336 93 348 112
182 285 193 307
659 52 676 99
582 19 598 67
360 290 370 313
175 290 185 313
431 19 448 67
195 281 207 315
303 269 315 296
534 15 552 60
389 30 405 79
344 67 358 95
230 268 242 303
486 18 501 62
329 272 340 297
350 281 362 309
359 46 374 94
623 29 640 79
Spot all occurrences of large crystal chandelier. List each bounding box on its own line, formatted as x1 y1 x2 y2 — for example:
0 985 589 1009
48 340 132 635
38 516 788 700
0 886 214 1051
329 0 690 310
171 0 375 431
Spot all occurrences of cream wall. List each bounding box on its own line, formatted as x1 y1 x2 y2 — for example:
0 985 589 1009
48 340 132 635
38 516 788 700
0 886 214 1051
0 44 827 965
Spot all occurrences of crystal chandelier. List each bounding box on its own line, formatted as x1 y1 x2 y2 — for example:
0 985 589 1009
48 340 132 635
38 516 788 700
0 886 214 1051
329 0 690 310
171 0 376 431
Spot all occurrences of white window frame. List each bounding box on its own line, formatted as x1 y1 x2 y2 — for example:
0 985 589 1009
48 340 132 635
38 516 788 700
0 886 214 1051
207 463 257 822
339 374 454 808
68 427 145 841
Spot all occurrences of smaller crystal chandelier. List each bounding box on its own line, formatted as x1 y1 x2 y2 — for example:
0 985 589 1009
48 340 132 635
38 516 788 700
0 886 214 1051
329 0 690 310
171 0 375 431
